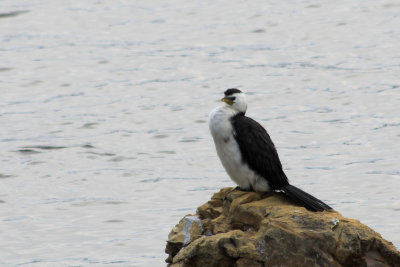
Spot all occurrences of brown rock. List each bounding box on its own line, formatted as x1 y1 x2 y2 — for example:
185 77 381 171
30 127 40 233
166 187 400 267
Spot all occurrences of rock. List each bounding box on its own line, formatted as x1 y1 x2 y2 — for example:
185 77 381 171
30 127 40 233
165 215 203 264
166 187 400 267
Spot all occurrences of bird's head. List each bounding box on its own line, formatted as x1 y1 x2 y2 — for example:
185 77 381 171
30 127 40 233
221 88 247 114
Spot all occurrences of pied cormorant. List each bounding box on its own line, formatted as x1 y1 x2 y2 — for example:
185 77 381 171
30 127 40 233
209 88 332 212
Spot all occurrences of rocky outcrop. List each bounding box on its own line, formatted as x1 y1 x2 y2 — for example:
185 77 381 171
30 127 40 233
166 187 400 267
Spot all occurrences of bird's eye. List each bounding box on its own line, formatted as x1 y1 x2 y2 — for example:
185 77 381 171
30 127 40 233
227 96 236 101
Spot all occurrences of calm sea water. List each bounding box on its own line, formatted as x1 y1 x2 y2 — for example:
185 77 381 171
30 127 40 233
1 0 399 266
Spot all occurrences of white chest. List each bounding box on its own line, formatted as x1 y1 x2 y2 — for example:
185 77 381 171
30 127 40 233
208 107 270 191
209 107 241 171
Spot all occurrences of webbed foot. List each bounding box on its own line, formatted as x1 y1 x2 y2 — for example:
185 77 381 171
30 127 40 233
232 185 254 192
238 186 253 192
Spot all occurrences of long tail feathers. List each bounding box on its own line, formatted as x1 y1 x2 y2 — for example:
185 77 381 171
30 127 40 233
281 184 332 212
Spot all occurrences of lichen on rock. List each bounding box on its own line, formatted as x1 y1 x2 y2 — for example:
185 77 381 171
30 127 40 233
166 187 400 267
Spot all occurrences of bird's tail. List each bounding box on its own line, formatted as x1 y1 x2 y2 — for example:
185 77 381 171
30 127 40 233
281 184 332 212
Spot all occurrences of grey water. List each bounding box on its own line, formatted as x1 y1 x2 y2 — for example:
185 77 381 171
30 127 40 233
1 0 399 266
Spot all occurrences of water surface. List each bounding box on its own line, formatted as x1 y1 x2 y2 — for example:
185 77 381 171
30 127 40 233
1 0 400 266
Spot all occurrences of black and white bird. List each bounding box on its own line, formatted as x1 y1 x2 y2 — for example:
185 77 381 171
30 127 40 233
209 88 332 212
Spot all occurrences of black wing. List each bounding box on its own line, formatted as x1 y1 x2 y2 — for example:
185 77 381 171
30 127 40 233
231 113 289 189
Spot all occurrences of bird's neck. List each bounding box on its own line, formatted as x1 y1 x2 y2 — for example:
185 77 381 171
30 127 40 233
232 111 246 118
220 105 246 118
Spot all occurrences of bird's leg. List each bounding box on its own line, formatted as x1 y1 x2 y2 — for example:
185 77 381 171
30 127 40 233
225 185 255 201
226 186 250 195
238 187 253 192
235 185 254 192
226 186 240 195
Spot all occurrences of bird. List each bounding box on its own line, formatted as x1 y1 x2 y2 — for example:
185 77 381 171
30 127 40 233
209 88 332 212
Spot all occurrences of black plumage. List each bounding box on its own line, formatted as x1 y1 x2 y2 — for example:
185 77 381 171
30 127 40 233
231 112 332 212
224 88 242 96
231 113 288 189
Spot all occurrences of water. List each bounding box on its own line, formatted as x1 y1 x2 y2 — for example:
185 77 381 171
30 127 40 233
1 0 399 265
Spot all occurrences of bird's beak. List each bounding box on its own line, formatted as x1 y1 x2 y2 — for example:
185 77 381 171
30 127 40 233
221 97 234 105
